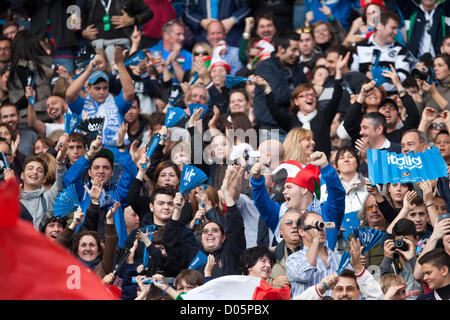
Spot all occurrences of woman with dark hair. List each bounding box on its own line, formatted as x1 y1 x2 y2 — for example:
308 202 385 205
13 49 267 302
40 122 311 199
240 245 275 280
71 203 119 279
7 29 53 116
418 53 450 112
366 180 414 224
0 122 24 179
303 5 346 54
321 146 368 214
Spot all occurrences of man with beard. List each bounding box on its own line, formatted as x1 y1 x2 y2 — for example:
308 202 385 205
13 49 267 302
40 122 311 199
27 93 66 137
0 102 37 157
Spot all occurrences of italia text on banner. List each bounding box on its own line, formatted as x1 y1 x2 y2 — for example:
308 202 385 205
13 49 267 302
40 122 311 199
367 147 448 185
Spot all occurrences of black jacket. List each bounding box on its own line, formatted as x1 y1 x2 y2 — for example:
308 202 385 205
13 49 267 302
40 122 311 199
163 204 246 278
253 51 307 129
266 80 343 157
23 0 79 49
82 0 153 38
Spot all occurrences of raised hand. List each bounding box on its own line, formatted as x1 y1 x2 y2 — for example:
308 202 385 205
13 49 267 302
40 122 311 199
309 151 329 168
111 9 134 29
204 254 216 277
136 228 151 247
84 176 104 203
106 201 121 225
402 190 418 212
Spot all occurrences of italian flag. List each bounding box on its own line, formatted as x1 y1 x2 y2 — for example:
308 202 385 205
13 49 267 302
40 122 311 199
177 275 291 300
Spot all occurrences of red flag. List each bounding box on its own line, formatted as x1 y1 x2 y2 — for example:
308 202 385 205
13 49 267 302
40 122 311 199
0 179 116 300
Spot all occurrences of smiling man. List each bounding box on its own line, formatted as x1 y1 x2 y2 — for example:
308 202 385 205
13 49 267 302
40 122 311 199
417 248 450 300
62 135 137 246
27 94 66 137
20 142 67 229
351 10 410 93
253 30 307 140
250 151 345 251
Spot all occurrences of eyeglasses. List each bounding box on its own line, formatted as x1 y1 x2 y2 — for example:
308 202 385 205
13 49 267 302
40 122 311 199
194 51 209 57
202 227 220 235
296 27 311 34
0 46 11 51
430 123 446 130
297 93 316 99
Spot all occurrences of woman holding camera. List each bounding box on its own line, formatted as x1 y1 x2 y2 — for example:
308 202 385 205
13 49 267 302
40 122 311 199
418 53 450 112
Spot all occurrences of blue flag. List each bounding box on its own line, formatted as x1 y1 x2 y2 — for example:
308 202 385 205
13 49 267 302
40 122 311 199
341 211 360 241
367 147 448 184
188 250 208 270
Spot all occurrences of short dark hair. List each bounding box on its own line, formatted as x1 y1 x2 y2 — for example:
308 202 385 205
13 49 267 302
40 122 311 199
149 186 176 204
418 248 450 269
72 230 104 260
68 132 87 147
392 218 417 239
325 45 353 67
363 112 387 136
335 146 360 170
256 11 275 27
0 100 18 115
240 245 275 275
435 129 450 144
337 269 360 289
24 155 48 176
274 30 300 53
2 21 19 32
379 10 400 26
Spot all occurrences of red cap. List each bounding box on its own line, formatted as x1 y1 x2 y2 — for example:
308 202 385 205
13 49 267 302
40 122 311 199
285 164 321 199
360 0 386 10
210 61 231 73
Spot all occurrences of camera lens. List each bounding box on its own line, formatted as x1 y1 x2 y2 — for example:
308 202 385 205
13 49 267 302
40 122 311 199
394 238 409 251
315 221 325 231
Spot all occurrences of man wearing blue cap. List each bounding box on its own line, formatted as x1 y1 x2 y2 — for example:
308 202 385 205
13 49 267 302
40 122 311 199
66 46 135 157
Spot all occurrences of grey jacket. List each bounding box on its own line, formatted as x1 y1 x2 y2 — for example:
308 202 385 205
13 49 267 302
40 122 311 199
20 166 66 229
380 255 424 300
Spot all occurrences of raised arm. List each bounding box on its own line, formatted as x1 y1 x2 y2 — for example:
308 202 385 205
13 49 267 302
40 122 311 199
114 46 135 103
26 86 46 136
66 55 102 103
250 161 281 232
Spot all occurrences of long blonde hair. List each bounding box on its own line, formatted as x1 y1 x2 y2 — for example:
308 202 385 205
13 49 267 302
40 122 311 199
283 127 313 164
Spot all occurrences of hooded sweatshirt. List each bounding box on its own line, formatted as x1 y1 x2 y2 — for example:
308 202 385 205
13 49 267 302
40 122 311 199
20 166 66 229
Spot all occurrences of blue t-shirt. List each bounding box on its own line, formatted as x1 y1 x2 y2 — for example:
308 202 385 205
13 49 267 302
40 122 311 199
68 91 133 148
147 40 193 83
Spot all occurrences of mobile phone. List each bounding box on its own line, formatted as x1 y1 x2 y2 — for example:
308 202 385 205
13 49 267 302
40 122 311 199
438 213 450 222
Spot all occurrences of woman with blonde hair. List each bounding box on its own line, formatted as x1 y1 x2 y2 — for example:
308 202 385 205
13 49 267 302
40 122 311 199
282 127 315 167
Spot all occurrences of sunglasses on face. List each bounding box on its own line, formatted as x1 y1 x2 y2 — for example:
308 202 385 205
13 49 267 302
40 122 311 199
194 51 209 57
430 123 446 130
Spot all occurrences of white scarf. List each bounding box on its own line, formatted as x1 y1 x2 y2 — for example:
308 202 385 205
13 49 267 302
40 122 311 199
83 94 122 146
296 109 318 130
